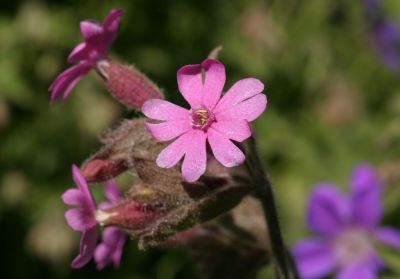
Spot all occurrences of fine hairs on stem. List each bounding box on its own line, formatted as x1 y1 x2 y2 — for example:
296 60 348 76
245 137 300 279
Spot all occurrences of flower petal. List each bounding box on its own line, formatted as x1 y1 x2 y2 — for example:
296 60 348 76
94 242 110 270
177 64 203 108
104 180 122 204
350 164 382 228
103 9 125 30
292 238 336 279
208 128 245 168
71 227 98 269
375 227 400 249
72 165 96 211
215 93 267 122
102 227 120 247
201 59 226 109
98 201 112 210
94 227 125 270
211 119 251 142
65 208 96 232
307 184 350 236
142 99 189 121
335 264 376 279
181 130 207 182
112 233 126 267
62 189 85 206
102 9 124 44
145 120 191 142
156 131 192 168
68 42 90 63
80 20 103 41
49 63 92 102
214 78 264 113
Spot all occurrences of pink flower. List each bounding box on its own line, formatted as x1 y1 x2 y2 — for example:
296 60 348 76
49 9 124 103
142 59 267 182
62 165 126 269
94 181 127 270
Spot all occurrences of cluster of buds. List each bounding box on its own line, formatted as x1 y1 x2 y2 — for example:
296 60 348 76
51 9 269 272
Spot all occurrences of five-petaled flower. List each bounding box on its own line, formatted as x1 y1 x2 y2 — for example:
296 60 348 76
292 164 400 279
62 165 126 269
142 59 267 182
49 9 124 103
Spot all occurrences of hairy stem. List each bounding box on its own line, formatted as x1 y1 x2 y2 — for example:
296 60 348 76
245 137 299 279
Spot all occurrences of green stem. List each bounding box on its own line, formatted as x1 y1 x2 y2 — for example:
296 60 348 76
245 138 299 279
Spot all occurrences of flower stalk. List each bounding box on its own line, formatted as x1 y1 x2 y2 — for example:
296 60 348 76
244 137 299 279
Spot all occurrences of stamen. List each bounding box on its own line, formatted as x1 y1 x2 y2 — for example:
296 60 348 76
95 209 117 226
190 107 215 130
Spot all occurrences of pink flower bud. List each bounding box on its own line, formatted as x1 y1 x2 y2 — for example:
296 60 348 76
81 159 128 183
98 61 164 109
96 200 160 231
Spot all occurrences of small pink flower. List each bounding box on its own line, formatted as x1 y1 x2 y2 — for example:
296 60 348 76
94 227 126 270
49 9 124 103
142 59 267 182
62 165 126 269
94 181 127 270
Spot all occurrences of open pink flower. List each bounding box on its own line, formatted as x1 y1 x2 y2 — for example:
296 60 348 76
142 59 267 182
62 165 126 269
49 9 124 103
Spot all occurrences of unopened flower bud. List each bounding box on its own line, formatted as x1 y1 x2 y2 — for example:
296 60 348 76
97 61 164 109
96 200 161 231
81 158 128 183
84 118 254 249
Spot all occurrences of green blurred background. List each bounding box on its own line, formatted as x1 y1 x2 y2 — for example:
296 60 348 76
2 0 400 278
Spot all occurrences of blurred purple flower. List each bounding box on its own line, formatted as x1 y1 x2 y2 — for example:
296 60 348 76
363 0 400 72
292 164 400 279
49 9 124 103
370 21 400 72
62 165 126 269
364 0 381 13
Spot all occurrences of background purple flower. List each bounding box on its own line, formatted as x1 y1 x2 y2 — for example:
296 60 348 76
363 0 400 72
292 164 400 279
364 0 381 12
49 9 124 102
370 22 400 72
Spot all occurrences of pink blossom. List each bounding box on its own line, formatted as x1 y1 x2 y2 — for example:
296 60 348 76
62 165 126 269
94 181 127 270
49 9 124 103
142 59 267 182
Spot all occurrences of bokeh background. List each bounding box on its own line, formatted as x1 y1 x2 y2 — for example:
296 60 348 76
2 0 400 278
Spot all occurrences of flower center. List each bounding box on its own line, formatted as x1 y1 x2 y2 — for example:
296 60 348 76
334 228 374 267
190 107 215 130
95 209 116 226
